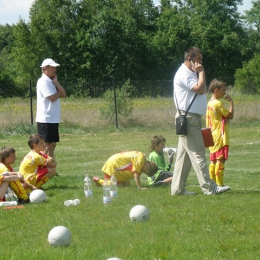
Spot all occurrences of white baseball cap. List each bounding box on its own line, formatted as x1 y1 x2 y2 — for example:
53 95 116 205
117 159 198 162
40 58 60 67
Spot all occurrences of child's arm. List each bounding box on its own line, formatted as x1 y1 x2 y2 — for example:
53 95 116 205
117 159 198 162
2 172 20 182
224 94 234 119
45 157 57 168
23 181 37 191
134 173 147 190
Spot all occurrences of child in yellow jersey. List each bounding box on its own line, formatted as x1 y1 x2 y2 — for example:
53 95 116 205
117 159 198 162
206 79 234 186
93 151 158 189
0 146 34 203
19 134 57 191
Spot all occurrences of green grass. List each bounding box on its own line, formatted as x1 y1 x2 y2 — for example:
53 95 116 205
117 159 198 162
1 125 260 259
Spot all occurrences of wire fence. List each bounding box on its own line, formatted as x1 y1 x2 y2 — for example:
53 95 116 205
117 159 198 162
0 79 259 131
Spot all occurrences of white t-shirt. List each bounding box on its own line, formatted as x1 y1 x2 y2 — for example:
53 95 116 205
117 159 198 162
36 74 61 123
174 63 207 116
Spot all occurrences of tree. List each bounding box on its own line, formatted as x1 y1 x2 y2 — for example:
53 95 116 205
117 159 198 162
234 53 260 94
153 0 246 84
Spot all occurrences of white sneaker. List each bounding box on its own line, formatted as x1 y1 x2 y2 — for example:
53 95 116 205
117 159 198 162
207 186 230 195
183 190 195 195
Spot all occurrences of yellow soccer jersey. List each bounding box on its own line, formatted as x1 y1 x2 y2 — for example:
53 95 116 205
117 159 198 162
19 150 47 178
101 151 146 182
206 99 230 153
0 163 12 185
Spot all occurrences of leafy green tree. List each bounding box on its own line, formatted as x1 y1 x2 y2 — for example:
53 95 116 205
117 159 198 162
153 0 246 83
234 53 260 94
242 0 260 58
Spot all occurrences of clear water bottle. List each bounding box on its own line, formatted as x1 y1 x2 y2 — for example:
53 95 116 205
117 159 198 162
110 174 118 198
6 187 17 202
103 179 111 204
84 175 93 198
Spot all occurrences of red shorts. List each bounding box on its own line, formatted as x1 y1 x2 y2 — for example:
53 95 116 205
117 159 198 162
210 145 229 161
37 166 49 182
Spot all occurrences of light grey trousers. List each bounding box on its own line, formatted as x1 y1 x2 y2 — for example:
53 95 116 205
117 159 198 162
171 112 217 195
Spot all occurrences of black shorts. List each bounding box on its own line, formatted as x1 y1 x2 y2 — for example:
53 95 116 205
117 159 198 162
155 171 173 182
37 123 59 143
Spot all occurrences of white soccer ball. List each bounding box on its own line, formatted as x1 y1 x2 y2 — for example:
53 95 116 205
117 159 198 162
129 205 149 222
29 189 46 203
107 258 122 260
48 226 71 247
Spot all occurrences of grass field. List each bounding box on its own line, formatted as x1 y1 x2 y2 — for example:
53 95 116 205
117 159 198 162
0 124 260 260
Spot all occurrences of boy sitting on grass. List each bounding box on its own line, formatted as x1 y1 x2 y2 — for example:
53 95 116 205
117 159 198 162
93 151 158 189
0 146 34 203
19 134 57 191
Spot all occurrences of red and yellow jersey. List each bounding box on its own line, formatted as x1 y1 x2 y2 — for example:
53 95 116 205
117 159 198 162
19 150 47 178
206 99 230 153
0 163 13 185
101 151 146 182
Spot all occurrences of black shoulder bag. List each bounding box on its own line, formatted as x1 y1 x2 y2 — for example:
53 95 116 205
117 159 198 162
175 94 197 135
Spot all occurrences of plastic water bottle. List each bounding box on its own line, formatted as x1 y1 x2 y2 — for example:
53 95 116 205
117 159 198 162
103 179 111 204
6 187 17 202
110 174 118 198
84 175 93 198
0 201 18 207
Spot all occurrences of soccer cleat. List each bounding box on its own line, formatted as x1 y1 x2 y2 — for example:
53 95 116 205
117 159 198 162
207 186 230 195
92 176 103 187
183 190 195 195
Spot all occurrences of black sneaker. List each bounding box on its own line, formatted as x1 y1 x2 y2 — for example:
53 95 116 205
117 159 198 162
18 198 30 204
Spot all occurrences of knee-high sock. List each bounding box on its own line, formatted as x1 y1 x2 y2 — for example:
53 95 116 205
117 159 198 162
9 180 29 200
36 176 49 188
215 161 224 186
209 163 216 182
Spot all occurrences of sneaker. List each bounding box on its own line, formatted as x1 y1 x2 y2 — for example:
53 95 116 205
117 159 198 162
92 176 103 187
207 186 230 195
183 190 195 195
17 198 30 204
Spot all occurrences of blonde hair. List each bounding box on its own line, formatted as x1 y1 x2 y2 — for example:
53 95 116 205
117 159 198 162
208 79 227 94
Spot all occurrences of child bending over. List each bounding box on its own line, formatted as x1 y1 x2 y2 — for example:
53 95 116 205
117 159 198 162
19 134 57 191
93 151 158 189
206 79 234 186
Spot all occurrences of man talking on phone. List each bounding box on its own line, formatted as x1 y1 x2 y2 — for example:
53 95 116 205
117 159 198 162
36 58 66 158
171 47 230 195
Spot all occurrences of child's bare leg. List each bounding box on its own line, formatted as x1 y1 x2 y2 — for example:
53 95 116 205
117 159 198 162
45 167 57 178
162 177 172 184
0 182 9 200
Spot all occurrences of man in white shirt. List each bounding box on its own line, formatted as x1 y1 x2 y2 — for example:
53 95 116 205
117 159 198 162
36 58 66 158
171 47 230 195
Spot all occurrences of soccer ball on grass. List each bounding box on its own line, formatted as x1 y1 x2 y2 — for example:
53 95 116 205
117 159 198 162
29 189 46 203
129 205 149 222
48 226 71 247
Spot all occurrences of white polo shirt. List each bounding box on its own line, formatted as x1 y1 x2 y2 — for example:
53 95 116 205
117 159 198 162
36 74 61 123
174 63 207 116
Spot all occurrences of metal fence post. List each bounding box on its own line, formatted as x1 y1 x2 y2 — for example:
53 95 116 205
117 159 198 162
113 78 118 129
30 80 33 125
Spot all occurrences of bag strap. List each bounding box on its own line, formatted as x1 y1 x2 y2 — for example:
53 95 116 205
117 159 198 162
175 93 197 117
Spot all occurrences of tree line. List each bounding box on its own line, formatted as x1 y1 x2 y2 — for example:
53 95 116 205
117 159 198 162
0 0 260 98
